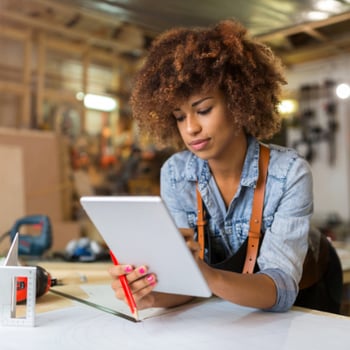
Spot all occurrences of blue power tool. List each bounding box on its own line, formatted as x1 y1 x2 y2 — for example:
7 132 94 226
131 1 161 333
9 215 52 256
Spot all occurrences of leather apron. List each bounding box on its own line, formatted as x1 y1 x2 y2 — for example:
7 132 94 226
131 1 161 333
196 143 342 313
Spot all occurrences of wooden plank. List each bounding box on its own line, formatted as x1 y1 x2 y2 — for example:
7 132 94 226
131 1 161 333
0 25 29 41
42 36 122 65
43 88 82 105
36 33 46 127
22 32 32 128
0 81 26 94
0 8 133 53
81 50 90 132
0 145 25 240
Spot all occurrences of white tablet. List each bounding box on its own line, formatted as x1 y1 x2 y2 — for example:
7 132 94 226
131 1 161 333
80 196 211 298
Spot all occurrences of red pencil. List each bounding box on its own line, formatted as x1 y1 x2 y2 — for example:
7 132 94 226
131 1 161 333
109 250 139 321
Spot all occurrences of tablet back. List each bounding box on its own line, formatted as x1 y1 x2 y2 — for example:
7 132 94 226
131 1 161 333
80 196 211 298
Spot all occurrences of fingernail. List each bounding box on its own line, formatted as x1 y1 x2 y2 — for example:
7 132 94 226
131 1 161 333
138 267 146 274
146 274 155 284
124 265 133 273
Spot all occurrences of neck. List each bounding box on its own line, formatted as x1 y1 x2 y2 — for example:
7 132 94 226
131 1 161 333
208 132 248 182
208 133 248 208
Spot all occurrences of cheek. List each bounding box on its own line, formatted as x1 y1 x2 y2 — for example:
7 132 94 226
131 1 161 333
212 118 236 144
176 123 186 138
210 113 233 133
220 110 235 130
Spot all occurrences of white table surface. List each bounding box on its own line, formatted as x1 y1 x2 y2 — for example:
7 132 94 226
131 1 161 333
1 296 350 350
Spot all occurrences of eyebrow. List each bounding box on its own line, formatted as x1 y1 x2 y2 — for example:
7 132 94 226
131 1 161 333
173 96 214 111
192 96 213 107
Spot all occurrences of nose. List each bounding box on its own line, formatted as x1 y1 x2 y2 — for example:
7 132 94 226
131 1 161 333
185 114 201 135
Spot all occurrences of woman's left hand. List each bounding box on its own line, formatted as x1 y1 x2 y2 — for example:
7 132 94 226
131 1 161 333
179 228 201 259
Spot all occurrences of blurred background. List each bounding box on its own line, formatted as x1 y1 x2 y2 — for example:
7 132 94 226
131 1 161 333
0 0 350 266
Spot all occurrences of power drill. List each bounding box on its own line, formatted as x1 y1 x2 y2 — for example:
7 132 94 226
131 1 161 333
9 215 52 257
16 265 57 303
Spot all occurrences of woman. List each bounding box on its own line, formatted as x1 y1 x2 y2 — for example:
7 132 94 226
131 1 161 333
109 19 342 313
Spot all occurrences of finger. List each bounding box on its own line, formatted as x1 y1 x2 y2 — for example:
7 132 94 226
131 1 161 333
179 228 194 241
121 265 148 284
109 264 134 278
178 228 200 257
132 274 157 302
114 265 154 292
111 272 157 303
187 240 200 253
127 266 156 292
187 241 201 259
111 280 127 300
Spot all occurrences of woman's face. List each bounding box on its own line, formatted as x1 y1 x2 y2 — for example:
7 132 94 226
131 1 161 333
172 89 242 162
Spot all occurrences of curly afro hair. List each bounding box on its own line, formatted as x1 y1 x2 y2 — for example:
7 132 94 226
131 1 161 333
130 19 286 149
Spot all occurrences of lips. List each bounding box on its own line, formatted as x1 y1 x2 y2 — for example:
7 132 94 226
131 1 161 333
189 138 210 151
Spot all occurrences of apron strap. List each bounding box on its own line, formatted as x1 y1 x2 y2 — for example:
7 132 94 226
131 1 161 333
196 183 206 260
243 144 270 273
196 144 270 273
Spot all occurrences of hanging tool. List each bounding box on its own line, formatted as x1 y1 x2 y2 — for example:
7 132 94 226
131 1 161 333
9 215 52 256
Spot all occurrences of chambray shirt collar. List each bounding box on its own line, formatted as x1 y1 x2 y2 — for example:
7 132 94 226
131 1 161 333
183 135 261 189
240 136 260 188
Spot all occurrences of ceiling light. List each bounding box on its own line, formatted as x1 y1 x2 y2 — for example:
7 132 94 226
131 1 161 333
335 83 350 99
315 0 343 13
305 11 330 21
278 99 298 115
83 94 117 112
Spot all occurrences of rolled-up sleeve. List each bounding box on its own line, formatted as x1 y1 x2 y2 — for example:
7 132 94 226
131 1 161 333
258 155 313 312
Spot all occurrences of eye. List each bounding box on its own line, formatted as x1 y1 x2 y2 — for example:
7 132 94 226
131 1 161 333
197 106 212 115
173 113 185 122
175 116 185 122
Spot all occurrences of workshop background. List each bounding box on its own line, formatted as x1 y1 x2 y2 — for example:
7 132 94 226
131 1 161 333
0 0 350 260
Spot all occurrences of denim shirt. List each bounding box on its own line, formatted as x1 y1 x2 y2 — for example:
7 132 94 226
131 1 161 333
160 136 313 312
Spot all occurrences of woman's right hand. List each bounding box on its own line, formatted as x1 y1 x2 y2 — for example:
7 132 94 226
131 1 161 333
109 227 201 310
109 264 194 309
109 264 157 309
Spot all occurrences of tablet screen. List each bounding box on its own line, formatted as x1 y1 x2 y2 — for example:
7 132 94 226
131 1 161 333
80 196 211 298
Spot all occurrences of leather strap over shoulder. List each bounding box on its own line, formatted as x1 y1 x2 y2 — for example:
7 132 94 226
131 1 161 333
242 144 270 273
196 184 206 260
196 144 270 270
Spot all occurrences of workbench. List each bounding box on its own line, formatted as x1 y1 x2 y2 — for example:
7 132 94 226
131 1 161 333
1 261 350 350
333 241 350 284
334 241 350 315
